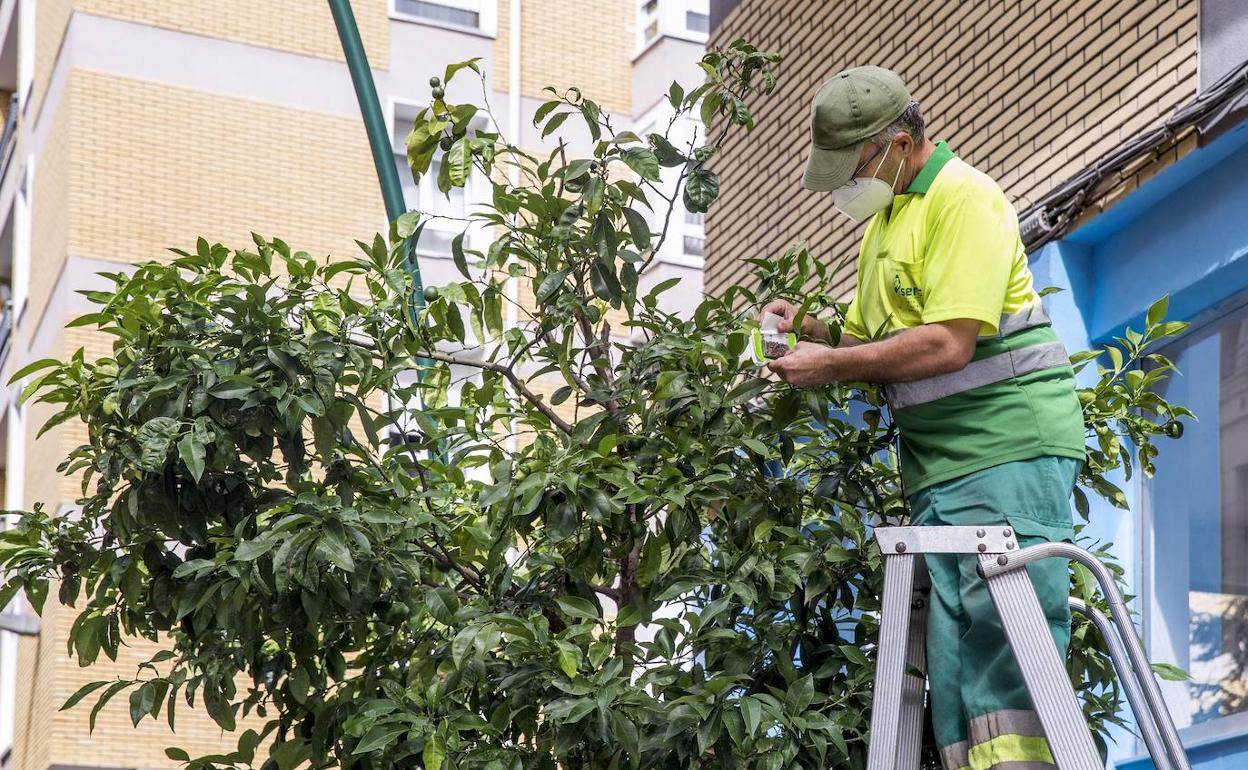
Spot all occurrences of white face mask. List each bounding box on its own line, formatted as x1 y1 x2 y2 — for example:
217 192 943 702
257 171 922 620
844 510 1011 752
831 141 904 223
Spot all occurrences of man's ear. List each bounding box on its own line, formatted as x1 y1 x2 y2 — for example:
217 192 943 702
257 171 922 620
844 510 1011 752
893 131 914 157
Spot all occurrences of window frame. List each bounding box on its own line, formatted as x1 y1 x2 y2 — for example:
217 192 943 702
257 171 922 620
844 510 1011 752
1141 293 1248 737
389 0 497 38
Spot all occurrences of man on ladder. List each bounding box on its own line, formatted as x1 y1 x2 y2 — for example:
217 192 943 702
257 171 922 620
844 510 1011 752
762 66 1086 770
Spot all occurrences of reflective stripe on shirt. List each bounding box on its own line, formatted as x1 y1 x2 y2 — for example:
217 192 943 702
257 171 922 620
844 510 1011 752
885 305 1068 410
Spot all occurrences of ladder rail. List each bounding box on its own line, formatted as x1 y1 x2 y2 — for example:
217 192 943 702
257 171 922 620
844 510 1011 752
979 553 1104 770
1069 598 1170 770
981 542 1192 770
897 564 930 770
866 552 920 770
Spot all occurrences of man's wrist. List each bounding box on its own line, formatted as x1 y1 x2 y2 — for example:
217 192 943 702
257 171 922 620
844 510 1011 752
818 343 842 382
803 318 834 343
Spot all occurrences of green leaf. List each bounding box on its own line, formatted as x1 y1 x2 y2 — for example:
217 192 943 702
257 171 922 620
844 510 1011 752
395 210 422 238
741 696 761 737
725 377 768 405
683 168 720 213
700 92 722 128
615 605 642 627
165 747 191 762
622 208 652 250
443 57 482 84
650 134 686 167
89 681 131 733
7 358 61 384
426 587 459 624
555 595 599 620
667 81 685 109
319 524 355 573
621 147 661 182
1146 295 1169 328
137 417 181 472
536 269 570 302
1151 662 1190 681
451 232 470 279
354 725 406 755
61 680 110 711
65 312 110 328
785 674 814 713
234 539 275 562
423 733 446 770
542 111 570 138
590 259 621 304
129 682 156 727
556 641 579 677
653 371 687 401
446 137 473 186
533 100 561 126
177 434 206 482
172 559 213 578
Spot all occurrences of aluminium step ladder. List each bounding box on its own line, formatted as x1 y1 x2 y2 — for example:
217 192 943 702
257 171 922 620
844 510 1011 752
865 526 1191 770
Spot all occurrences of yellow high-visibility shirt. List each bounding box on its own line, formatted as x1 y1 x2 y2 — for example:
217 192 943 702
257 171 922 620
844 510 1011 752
843 141 1040 341
839 141 1084 494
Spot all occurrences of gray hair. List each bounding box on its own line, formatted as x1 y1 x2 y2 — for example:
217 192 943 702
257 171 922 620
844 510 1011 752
872 100 925 146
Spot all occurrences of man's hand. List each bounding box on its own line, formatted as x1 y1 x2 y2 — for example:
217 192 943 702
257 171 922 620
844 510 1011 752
759 300 832 343
767 341 839 387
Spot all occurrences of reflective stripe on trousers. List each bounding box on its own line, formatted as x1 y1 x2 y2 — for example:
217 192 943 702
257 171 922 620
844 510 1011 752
885 304 1067 410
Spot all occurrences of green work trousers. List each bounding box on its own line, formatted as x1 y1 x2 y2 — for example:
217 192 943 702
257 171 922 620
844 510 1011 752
909 455 1081 770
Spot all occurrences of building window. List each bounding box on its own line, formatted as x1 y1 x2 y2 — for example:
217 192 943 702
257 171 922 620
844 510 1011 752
394 0 478 28
637 0 709 49
1151 309 1248 724
685 10 709 33
392 106 471 259
390 0 495 35
683 208 704 258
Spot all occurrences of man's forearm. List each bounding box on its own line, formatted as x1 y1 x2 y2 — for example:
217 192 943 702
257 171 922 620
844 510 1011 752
825 324 972 383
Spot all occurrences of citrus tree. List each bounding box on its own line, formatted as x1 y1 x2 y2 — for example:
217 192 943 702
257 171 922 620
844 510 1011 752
0 42 1191 770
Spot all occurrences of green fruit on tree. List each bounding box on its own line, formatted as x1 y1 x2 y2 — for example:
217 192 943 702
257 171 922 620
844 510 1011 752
440 136 454 151
1165 420 1184 439
385 602 412 624
432 86 445 100
429 76 441 87
423 286 439 301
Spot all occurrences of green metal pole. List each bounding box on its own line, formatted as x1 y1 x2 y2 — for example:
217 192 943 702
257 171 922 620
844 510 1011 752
328 0 425 299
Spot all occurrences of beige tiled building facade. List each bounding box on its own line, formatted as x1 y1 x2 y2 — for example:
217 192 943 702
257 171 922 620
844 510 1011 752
0 2 711 769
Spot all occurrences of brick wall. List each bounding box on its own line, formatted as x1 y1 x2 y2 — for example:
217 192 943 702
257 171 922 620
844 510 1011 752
31 0 74 124
63 69 383 295
507 0 634 113
703 0 1199 298
77 0 390 67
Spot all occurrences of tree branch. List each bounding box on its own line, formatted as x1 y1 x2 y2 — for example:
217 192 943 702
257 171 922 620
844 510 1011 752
424 349 576 436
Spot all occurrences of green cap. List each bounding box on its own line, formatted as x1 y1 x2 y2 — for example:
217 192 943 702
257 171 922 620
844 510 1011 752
802 66 911 191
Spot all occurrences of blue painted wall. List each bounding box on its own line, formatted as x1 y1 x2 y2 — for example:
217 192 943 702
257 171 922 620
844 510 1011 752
1032 119 1248 768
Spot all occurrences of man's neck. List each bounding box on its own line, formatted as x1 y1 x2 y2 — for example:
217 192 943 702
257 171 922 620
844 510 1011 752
905 139 938 189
